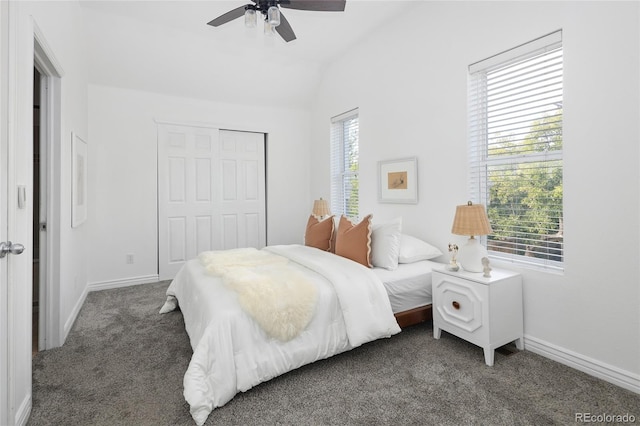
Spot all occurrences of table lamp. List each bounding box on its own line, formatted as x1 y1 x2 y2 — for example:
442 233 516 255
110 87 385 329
312 198 331 220
451 201 492 272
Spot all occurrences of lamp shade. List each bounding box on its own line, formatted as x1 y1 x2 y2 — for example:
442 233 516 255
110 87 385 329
312 198 331 218
451 201 492 237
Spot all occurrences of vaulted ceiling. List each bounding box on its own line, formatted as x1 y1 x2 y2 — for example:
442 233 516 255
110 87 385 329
80 0 415 108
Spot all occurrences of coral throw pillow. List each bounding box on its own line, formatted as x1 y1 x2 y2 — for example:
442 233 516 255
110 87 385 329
335 215 373 267
304 215 335 251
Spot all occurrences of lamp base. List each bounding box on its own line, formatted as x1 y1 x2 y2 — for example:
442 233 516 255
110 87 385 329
457 237 488 273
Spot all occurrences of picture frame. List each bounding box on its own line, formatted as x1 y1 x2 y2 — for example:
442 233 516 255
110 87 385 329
378 157 418 204
71 132 87 228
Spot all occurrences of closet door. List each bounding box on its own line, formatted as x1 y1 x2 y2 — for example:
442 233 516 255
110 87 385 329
157 124 266 280
217 129 266 250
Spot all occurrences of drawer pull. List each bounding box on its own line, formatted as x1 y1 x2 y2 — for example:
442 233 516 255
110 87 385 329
452 301 460 310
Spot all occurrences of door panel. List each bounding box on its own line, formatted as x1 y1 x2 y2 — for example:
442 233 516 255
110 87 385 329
195 216 212 253
158 125 266 280
245 213 261 248
222 214 238 248
194 159 211 201
245 160 259 200
167 217 187 263
168 157 186 202
221 160 237 200
1 2 34 423
0 2 9 422
217 130 266 251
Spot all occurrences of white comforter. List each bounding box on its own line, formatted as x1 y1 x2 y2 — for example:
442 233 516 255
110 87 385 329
160 244 401 425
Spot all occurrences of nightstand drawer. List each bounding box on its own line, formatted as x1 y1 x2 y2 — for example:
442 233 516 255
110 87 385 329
435 278 485 334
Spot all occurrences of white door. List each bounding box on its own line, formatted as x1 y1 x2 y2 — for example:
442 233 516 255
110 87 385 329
218 129 266 249
1 2 31 423
158 124 266 280
0 3 8 422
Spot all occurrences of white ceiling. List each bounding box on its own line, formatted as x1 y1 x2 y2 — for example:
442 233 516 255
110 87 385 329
80 0 416 108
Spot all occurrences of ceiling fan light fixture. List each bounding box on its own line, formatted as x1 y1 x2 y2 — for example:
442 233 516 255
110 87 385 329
244 8 257 28
264 20 275 36
267 6 281 27
208 0 348 43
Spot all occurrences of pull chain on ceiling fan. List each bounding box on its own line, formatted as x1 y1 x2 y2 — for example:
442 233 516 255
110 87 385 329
207 0 347 43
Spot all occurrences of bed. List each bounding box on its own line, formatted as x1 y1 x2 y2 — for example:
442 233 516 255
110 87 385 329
376 260 442 328
160 216 443 425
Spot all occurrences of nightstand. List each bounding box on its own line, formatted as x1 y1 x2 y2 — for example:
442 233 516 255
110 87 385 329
432 267 523 366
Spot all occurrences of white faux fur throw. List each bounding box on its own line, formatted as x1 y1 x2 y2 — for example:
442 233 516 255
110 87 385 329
199 248 288 275
199 248 317 342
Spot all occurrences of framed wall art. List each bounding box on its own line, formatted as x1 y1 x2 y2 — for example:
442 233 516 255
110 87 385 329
71 132 87 227
378 157 418 204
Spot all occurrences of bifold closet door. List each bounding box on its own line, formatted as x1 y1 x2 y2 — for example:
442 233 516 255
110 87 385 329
157 124 266 280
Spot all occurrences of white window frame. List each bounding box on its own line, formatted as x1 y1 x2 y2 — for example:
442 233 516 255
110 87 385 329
468 31 563 272
330 108 359 220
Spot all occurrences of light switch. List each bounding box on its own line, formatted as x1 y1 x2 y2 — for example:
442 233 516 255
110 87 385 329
17 185 26 209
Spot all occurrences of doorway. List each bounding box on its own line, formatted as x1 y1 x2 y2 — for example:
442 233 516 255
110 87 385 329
32 66 41 355
33 30 62 352
0 15 63 425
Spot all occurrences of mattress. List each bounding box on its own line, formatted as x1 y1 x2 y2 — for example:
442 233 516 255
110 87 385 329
374 260 444 313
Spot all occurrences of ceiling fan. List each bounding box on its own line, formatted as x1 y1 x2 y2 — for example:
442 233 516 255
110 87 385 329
207 0 347 43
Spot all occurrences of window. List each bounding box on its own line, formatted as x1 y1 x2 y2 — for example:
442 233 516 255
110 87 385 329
330 108 359 219
468 31 563 271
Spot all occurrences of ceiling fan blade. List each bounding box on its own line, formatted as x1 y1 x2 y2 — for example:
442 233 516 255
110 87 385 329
279 0 346 12
207 5 248 27
275 12 296 42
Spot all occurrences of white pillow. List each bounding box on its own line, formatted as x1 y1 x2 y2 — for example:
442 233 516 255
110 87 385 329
371 217 402 270
398 234 442 263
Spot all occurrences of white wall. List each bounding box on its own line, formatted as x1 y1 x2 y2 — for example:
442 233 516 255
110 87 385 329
310 1 640 390
87 85 312 287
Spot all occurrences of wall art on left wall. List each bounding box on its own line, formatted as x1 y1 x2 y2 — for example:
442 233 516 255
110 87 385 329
71 132 87 227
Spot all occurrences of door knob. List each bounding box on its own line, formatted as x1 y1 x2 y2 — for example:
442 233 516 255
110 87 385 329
0 241 25 258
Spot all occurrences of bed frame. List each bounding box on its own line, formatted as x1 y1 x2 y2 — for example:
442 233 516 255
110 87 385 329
394 304 433 328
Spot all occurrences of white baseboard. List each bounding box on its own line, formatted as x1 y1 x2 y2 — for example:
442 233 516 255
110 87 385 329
87 275 160 292
525 335 640 394
14 391 31 426
63 285 88 342
59 275 160 345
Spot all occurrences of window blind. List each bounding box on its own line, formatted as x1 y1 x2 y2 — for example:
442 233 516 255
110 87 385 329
330 108 359 219
468 31 563 271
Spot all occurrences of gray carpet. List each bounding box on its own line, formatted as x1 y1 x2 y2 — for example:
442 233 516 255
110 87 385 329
29 281 639 426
